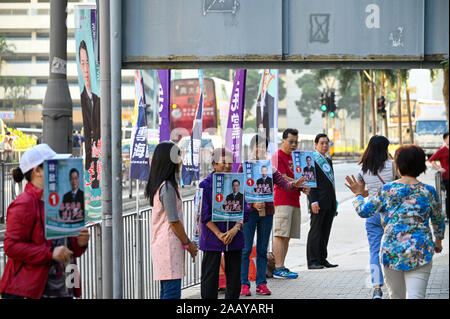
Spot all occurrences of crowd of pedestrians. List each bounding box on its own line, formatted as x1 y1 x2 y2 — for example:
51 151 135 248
0 129 447 300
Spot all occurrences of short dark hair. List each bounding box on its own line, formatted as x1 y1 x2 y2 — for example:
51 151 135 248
232 179 240 186
69 168 79 179
444 132 449 140
250 134 268 150
78 40 88 60
306 156 312 160
394 145 427 178
282 128 298 140
315 133 329 144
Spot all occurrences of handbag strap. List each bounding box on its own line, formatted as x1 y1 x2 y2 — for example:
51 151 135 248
376 173 386 185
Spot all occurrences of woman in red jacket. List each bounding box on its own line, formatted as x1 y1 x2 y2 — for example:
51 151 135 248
0 144 90 299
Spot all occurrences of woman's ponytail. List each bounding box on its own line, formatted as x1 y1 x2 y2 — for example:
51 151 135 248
12 167 24 183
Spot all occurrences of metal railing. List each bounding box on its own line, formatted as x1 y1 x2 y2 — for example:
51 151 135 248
0 197 202 299
0 162 23 223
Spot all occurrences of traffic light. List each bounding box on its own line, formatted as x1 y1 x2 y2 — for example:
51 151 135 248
320 92 328 112
377 96 386 114
328 91 336 118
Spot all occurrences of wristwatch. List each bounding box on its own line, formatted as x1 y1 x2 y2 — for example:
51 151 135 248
235 223 242 231
182 239 191 250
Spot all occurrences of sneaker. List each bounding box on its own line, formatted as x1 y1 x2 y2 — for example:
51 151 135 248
256 284 272 295
273 267 299 279
372 288 383 299
240 284 251 296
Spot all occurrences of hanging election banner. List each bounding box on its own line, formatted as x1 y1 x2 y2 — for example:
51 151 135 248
158 70 171 143
225 69 246 173
129 70 150 181
74 5 101 222
212 173 245 222
181 70 204 186
44 158 85 239
256 69 279 155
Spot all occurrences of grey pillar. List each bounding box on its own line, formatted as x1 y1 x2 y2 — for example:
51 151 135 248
42 0 72 153
110 0 123 299
99 0 112 299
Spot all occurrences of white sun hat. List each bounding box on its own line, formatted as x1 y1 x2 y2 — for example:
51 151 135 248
19 143 72 174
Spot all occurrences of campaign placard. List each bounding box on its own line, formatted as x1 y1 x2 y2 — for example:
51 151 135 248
193 188 203 246
244 159 274 203
44 158 86 239
292 150 317 188
212 173 245 222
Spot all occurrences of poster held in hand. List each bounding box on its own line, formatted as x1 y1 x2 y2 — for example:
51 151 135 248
212 173 245 222
244 159 274 203
44 158 86 239
292 150 317 188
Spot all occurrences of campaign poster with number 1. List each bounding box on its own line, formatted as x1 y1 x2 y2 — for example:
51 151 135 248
244 159 274 203
292 150 317 188
44 158 86 239
212 173 245 222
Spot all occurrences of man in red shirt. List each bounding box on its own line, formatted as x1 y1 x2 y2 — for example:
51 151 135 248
271 128 310 278
430 132 449 222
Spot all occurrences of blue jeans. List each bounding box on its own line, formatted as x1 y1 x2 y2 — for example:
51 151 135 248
365 213 384 287
241 210 273 287
160 279 182 299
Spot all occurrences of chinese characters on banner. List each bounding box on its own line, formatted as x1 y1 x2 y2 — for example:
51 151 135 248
129 70 150 181
212 173 245 222
225 69 246 172
74 5 101 222
44 158 85 239
157 70 171 143
244 159 274 203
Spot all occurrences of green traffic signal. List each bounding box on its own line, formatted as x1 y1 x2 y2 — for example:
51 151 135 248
329 112 335 118
321 104 327 111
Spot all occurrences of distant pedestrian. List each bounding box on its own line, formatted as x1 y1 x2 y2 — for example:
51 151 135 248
353 135 397 299
346 145 445 299
199 148 250 299
429 132 449 222
239 135 307 297
3 131 15 162
145 141 198 299
0 144 90 299
271 128 310 279
306 134 338 270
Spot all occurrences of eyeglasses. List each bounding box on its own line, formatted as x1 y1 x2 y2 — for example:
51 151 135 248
286 140 298 145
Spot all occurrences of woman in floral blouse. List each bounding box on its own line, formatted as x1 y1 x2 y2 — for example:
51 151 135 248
345 145 445 299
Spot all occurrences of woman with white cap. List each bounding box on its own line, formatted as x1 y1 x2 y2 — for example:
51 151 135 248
0 144 90 299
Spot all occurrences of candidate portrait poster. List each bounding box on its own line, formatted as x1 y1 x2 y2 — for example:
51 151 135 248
75 5 101 222
244 159 274 203
44 158 86 239
212 173 245 222
293 150 317 188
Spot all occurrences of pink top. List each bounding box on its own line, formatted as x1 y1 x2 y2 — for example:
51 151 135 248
151 182 185 280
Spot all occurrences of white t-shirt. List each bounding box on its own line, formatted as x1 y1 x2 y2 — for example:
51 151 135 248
358 160 395 197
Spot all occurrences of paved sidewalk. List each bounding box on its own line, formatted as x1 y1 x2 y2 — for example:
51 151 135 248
182 181 449 300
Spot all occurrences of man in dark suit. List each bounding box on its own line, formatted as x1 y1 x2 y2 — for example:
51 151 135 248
62 168 84 220
303 156 316 182
255 165 273 195
224 179 244 213
79 40 101 189
306 134 338 270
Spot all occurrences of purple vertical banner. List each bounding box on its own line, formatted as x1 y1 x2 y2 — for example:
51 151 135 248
225 69 247 172
158 70 171 143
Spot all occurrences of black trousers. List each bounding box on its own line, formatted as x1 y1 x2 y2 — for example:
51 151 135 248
201 250 242 299
444 179 449 220
306 208 335 265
